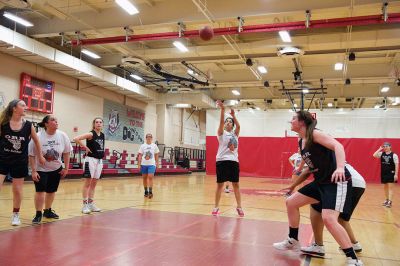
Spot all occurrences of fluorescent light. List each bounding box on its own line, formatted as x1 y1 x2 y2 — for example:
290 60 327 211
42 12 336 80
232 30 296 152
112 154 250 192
232 90 240 96
130 74 143 81
257 66 267 74
334 63 343 71
327 102 333 107
175 103 191 108
81 49 101 59
302 88 309 93
116 0 139 15
255 107 260 110
279 31 292 43
173 41 188 52
3 12 33 27
187 69 194 75
374 104 381 109
381 86 390 92
293 104 298 108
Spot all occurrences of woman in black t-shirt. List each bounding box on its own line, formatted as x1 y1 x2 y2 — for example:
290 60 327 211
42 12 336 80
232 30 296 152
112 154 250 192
0 99 45 226
273 111 362 266
73 117 105 214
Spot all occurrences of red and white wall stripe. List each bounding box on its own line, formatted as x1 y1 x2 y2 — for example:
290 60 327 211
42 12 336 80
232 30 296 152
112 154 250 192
206 109 400 182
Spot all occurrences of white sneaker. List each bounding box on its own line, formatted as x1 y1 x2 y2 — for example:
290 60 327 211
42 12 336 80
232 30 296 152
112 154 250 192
300 242 325 257
82 204 91 214
273 237 300 251
88 203 101 212
11 213 21 226
224 187 230 193
352 242 362 253
347 258 363 266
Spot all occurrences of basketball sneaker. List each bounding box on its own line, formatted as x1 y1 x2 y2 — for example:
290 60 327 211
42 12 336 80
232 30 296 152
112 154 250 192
273 237 300 251
236 207 244 217
347 258 364 266
88 203 101 212
211 207 219 216
43 208 59 219
300 242 325 257
11 213 21 226
82 204 91 214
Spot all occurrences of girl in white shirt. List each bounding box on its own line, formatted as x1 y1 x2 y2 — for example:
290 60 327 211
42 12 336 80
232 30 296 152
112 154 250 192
138 133 159 198
212 100 243 217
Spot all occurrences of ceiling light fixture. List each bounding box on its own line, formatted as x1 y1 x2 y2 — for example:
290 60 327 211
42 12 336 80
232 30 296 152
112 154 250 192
81 49 101 59
3 12 33 27
116 0 139 15
334 63 343 71
279 30 292 43
173 41 188 52
232 90 240 96
257 66 267 74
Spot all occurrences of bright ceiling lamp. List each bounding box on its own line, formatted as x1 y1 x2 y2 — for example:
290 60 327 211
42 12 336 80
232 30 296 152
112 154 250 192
130 74 143 81
81 49 101 59
3 12 33 27
327 102 333 107
116 0 139 15
334 63 343 71
173 41 188 52
278 31 291 43
257 66 267 74
381 86 390 92
302 88 309 93
232 90 240 96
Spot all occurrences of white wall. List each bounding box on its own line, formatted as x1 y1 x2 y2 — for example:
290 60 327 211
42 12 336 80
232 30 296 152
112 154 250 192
207 108 400 138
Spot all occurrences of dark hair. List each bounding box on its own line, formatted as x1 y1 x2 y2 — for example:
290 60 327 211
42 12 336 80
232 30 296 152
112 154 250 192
296 110 317 149
92 117 103 130
37 115 51 129
224 117 235 128
0 99 24 135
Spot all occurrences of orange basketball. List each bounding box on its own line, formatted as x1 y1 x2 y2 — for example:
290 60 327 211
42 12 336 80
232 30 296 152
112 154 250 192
199 26 214 41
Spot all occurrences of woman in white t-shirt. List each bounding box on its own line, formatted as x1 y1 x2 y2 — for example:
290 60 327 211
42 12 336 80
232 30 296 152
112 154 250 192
212 100 243 217
138 133 159 198
28 115 72 224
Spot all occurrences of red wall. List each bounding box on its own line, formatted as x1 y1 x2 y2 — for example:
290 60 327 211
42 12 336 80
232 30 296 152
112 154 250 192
206 136 400 183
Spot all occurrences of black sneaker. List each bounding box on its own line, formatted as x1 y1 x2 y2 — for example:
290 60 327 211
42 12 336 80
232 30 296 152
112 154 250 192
149 193 153 199
144 192 149 197
43 209 59 219
32 215 42 224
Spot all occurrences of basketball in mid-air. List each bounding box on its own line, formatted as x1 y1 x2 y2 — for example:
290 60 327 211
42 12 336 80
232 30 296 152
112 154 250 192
199 26 214 41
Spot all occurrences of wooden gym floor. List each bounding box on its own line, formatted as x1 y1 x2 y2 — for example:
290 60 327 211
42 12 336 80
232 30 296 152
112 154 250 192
0 174 398 265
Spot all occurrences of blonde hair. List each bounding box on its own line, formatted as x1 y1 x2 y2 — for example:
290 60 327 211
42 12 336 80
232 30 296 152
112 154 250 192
0 99 23 135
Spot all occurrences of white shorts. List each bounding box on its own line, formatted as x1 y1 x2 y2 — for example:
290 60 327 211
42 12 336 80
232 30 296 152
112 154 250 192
84 157 103 179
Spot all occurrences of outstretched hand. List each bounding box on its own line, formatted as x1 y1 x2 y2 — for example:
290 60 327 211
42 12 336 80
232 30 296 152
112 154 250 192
230 109 235 116
216 100 224 109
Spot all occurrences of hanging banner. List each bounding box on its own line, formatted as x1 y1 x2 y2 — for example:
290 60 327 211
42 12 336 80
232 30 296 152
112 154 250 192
103 100 145 144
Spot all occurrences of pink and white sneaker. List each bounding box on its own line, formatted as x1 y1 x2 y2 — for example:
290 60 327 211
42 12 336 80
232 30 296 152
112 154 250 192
236 207 244 217
212 207 219 216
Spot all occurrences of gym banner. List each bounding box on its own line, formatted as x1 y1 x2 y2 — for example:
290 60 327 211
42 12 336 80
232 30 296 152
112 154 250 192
103 100 145 144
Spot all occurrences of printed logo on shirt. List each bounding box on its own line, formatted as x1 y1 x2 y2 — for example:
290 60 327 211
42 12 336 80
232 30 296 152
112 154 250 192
382 155 392 164
95 139 104 150
145 151 152 160
44 148 59 161
302 152 315 169
5 135 24 151
227 136 237 151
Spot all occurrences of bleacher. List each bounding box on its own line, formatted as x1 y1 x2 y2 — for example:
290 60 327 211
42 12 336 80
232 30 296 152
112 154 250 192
66 142 198 178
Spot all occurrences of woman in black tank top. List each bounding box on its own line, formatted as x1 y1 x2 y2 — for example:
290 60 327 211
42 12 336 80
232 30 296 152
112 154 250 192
0 99 45 226
73 117 105 214
273 111 362 265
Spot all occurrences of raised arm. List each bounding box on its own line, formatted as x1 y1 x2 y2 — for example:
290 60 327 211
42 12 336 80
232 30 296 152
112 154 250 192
373 146 383 158
230 109 240 137
216 100 225 136
394 153 399 182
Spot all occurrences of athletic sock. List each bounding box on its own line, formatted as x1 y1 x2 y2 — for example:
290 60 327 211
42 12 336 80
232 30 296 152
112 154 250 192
289 227 299 240
13 208 20 213
83 199 88 204
149 187 152 193
88 198 93 203
36 211 42 217
343 247 357 259
144 187 148 193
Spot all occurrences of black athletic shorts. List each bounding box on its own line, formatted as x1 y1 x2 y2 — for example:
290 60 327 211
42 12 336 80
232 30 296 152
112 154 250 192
0 162 28 179
298 180 353 216
216 160 239 183
381 173 395 184
311 186 365 221
34 167 63 193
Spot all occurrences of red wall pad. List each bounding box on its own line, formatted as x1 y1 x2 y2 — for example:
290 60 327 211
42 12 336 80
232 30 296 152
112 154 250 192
206 136 400 183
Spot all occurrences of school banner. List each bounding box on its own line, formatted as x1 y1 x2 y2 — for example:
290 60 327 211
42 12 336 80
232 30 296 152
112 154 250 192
103 100 145 144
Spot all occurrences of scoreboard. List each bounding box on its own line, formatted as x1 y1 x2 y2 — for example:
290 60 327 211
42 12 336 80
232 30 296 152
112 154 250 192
20 73 54 113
